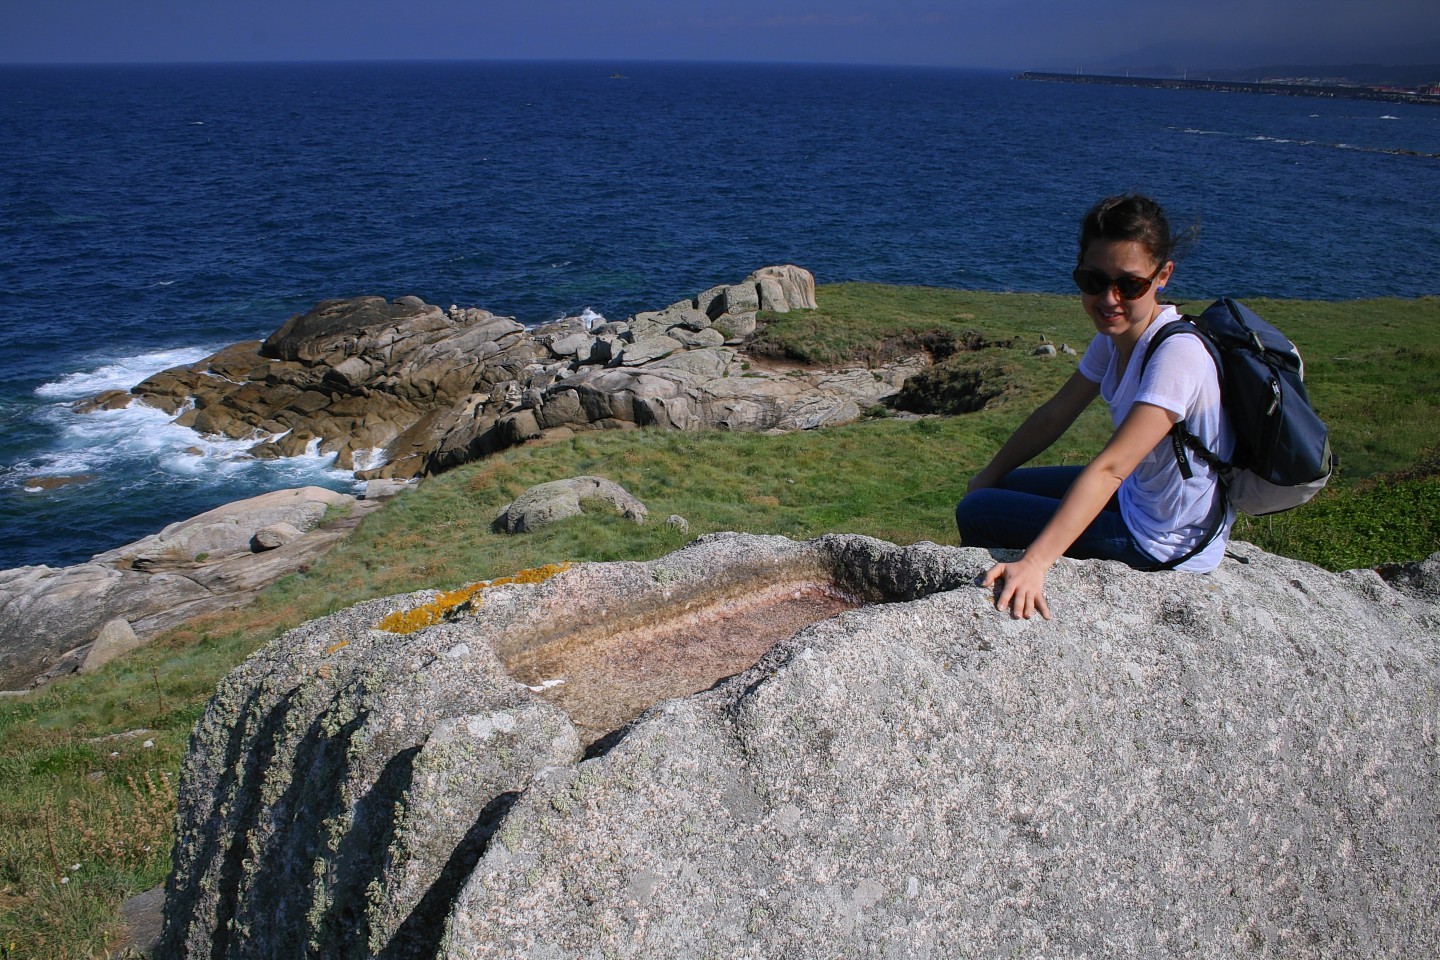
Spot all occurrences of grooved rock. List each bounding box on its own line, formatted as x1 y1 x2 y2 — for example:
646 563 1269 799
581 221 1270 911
159 535 1440 959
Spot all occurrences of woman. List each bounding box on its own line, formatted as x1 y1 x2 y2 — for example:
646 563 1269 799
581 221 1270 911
955 194 1234 620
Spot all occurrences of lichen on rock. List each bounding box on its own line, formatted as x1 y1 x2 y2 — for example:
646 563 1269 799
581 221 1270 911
376 563 573 634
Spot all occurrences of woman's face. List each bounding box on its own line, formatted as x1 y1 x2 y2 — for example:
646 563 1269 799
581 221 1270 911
1077 239 1174 343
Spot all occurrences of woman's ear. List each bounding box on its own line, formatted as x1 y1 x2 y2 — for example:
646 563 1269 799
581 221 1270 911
1157 260 1176 290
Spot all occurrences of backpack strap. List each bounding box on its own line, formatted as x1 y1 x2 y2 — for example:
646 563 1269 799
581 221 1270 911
1138 319 1231 572
1146 483 1230 572
1141 319 1232 477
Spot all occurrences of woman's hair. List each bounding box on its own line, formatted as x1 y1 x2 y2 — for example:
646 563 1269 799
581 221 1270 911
1078 194 1193 265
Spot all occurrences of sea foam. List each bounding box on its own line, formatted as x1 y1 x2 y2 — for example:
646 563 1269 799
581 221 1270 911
33 347 213 401
22 349 358 495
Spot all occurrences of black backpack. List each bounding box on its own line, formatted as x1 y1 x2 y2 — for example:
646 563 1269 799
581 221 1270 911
1141 297 1336 566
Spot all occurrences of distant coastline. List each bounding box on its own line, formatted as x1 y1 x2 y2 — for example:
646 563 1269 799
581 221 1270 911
1017 71 1440 106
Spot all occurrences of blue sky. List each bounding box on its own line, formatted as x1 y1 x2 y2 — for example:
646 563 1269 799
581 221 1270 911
3 0 1437 69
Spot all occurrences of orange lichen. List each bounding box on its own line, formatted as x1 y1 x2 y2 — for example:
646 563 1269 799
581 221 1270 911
377 582 488 635
487 562 573 589
376 562 572 635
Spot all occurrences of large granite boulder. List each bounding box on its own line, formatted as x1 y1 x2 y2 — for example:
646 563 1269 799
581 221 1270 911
159 535 1440 959
491 476 648 533
0 486 391 690
83 267 911 484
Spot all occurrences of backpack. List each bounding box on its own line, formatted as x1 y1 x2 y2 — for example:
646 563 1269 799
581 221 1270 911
1141 297 1336 567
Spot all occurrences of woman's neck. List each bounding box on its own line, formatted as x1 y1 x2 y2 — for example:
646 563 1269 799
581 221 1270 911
1112 303 1165 366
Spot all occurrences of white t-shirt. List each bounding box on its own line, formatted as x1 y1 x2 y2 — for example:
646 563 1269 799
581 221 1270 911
1077 306 1236 571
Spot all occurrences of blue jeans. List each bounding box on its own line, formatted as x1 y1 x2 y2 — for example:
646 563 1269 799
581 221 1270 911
955 466 1159 569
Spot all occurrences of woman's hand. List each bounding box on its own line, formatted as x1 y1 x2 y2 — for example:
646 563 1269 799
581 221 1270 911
981 556 1053 620
977 401 1177 621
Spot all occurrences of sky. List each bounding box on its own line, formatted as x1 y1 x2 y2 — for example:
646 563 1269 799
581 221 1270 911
2 0 1437 71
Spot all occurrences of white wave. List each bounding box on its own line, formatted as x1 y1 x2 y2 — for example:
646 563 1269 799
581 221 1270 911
580 307 606 330
34 346 213 400
17 448 98 478
349 447 387 473
1380 115 1399 120
22 350 368 510
26 398 358 493
42 401 241 470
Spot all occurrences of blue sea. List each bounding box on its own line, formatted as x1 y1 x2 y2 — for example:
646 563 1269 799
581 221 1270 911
2 61 1438 570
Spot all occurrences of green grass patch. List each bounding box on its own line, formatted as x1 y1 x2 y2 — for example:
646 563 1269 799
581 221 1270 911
2 285 1437 956
749 283 1086 367
1236 461 1440 571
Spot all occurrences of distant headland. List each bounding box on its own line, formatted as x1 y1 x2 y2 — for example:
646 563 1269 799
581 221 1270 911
1018 70 1440 106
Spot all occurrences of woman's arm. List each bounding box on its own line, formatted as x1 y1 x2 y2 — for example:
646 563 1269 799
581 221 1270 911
967 371 1100 493
983 400 1177 620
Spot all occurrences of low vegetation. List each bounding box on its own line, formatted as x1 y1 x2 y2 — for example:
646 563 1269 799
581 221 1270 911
2 285 1437 957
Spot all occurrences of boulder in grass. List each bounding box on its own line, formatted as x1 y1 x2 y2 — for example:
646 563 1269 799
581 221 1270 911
492 476 648 533
78 618 142 674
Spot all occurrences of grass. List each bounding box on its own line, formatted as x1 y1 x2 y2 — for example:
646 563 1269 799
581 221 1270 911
2 284 1437 957
1233 456 1440 571
747 283 1084 366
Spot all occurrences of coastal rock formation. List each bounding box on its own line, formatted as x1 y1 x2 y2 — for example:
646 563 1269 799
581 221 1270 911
82 267 899 483
160 534 1440 959
0 486 393 690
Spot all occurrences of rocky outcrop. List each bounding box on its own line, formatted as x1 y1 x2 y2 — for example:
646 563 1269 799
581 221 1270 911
160 535 1440 959
82 267 903 483
0 486 397 690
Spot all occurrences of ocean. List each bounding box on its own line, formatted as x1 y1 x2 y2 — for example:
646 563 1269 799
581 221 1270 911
2 60 1438 570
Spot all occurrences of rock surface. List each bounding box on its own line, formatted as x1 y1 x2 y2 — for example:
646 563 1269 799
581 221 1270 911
0 485 394 690
160 534 1440 959
79 618 142 674
83 267 907 483
492 476 649 533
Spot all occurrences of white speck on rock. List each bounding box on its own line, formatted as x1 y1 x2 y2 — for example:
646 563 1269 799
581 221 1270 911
466 712 518 740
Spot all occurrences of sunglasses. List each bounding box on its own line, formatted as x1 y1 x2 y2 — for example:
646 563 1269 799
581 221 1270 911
1071 262 1164 300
